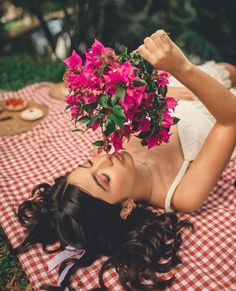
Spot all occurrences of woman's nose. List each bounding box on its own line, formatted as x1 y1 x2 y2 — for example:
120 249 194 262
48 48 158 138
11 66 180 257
94 154 112 170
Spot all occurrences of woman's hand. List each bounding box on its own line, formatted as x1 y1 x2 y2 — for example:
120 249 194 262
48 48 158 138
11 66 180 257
137 29 193 77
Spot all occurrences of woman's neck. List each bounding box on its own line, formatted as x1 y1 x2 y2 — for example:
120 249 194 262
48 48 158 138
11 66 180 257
130 151 175 207
131 158 153 202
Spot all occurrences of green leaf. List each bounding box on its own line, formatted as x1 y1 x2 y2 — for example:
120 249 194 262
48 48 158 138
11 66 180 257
110 113 124 130
159 102 167 111
99 94 109 107
87 113 102 128
141 139 148 146
64 104 73 111
77 116 91 123
116 87 126 100
104 119 116 136
106 144 112 151
173 117 180 124
98 66 105 77
111 94 119 106
112 105 125 118
144 61 153 75
135 131 151 139
133 79 147 87
93 140 104 146
158 86 167 95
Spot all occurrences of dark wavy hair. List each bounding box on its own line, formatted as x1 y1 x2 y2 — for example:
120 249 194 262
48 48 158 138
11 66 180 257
14 174 194 291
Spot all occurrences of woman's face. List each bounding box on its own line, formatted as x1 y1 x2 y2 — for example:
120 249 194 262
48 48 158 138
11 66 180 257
67 151 136 204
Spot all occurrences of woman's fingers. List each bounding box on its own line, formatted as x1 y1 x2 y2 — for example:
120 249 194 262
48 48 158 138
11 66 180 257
144 37 158 53
137 44 154 64
151 30 172 49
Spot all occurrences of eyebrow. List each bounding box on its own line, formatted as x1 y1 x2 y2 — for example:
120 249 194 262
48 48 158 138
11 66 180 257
78 164 107 192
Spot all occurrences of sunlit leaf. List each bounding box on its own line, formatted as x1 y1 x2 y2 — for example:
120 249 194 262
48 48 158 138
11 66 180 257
64 104 73 111
77 116 91 123
110 113 124 130
93 140 104 146
87 114 102 128
116 87 126 99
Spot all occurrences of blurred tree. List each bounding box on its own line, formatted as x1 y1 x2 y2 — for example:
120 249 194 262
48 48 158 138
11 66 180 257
69 0 235 63
10 0 57 53
0 0 7 41
1 0 235 63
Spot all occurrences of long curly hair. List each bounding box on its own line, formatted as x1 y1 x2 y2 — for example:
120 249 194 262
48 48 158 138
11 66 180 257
14 174 194 290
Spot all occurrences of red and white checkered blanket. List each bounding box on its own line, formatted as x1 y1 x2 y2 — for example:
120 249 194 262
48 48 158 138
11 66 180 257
0 83 235 290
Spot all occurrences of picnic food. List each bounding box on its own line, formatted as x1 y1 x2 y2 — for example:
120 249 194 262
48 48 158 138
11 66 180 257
4 98 28 111
20 108 44 121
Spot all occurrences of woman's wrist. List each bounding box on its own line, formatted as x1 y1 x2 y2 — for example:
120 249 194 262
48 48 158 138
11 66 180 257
171 61 195 79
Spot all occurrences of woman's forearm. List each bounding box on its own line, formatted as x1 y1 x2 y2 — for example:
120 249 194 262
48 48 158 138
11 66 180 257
173 64 236 125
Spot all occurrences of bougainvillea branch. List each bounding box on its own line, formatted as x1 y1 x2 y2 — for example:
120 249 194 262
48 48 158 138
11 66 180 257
64 40 179 153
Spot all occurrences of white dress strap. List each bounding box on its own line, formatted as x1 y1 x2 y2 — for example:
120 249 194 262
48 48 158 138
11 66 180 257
165 160 190 213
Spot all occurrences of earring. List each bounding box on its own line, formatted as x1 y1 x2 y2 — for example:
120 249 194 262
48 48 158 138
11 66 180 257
120 198 137 220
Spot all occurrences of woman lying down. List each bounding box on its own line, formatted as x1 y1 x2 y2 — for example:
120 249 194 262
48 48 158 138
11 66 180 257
14 30 236 290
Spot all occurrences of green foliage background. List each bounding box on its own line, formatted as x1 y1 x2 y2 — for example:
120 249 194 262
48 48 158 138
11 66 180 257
0 0 235 91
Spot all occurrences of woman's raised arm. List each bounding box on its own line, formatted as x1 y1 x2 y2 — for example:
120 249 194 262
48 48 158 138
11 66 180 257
138 29 236 212
138 29 236 126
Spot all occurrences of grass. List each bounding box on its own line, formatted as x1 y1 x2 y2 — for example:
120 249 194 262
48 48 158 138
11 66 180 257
0 55 65 91
0 227 29 290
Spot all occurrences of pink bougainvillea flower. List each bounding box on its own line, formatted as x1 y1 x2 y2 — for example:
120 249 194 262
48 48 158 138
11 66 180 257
146 129 171 149
103 47 119 64
64 50 82 69
91 39 105 56
158 129 171 143
166 96 178 110
119 61 136 85
85 39 106 67
66 94 76 105
91 120 100 131
137 118 151 131
162 112 174 127
103 61 137 90
146 136 158 149
123 124 133 140
110 131 124 152
82 94 98 105
124 109 135 120
70 105 80 120
125 85 146 106
64 39 178 153
157 71 169 86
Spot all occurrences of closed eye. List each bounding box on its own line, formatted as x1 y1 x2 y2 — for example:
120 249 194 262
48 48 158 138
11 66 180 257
85 160 111 183
78 159 110 191
102 173 110 183
87 159 93 167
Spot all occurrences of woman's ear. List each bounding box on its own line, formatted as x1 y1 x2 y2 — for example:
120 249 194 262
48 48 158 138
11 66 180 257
120 199 137 220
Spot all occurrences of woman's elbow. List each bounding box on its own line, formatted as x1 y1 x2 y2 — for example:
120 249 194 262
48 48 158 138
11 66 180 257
172 200 203 213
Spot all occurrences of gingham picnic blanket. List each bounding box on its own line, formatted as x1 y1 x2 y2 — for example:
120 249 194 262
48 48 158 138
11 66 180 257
0 83 235 290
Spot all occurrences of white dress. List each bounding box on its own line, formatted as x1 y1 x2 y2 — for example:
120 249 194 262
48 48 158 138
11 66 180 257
164 61 236 212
